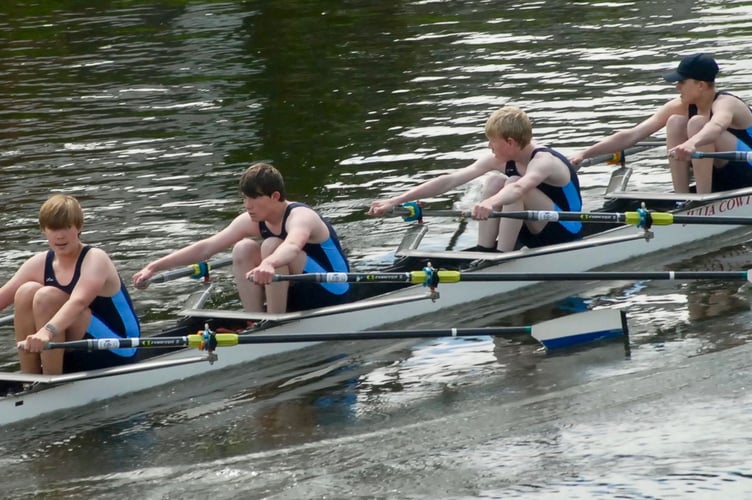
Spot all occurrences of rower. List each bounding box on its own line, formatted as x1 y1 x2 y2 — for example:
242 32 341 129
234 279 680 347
0 195 140 374
368 106 583 253
133 163 352 314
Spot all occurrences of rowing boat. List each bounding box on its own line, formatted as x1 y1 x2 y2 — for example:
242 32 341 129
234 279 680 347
3 159 752 424
0 304 626 426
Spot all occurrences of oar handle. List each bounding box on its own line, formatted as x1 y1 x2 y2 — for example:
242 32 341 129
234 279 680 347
46 333 243 351
692 151 752 162
579 142 664 169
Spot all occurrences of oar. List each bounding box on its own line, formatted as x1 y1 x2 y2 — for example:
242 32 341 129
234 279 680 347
141 256 233 286
0 314 13 326
578 141 665 169
389 207 752 227
692 151 752 162
272 269 752 285
44 309 627 351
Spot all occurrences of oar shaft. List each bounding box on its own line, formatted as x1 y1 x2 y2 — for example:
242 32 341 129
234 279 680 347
692 151 752 162
276 270 752 284
46 327 533 350
46 336 198 350
0 314 13 326
272 272 413 283
390 209 752 227
145 256 233 285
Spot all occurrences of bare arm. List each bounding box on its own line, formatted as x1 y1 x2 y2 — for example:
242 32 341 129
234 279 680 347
0 254 45 311
472 156 554 218
368 153 501 216
133 213 258 286
43 248 111 335
19 249 113 351
671 95 740 158
570 99 682 166
247 208 321 283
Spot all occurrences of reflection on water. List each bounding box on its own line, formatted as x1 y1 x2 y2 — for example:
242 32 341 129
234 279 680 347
3 0 752 498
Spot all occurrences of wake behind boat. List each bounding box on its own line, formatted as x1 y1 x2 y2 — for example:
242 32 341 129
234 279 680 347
3 156 752 425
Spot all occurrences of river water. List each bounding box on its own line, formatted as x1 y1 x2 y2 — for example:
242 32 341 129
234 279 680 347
2 1 752 498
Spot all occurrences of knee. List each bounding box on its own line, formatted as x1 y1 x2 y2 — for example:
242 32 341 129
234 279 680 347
481 174 510 197
30 286 67 314
666 114 690 137
232 238 262 265
686 114 708 135
14 282 43 307
259 237 283 258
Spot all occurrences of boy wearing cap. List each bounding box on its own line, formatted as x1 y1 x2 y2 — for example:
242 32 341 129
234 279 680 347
570 53 752 193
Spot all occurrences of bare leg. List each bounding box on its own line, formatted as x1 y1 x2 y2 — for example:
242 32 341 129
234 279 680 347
500 187 559 251
232 238 264 311
261 238 307 314
32 286 78 375
14 282 43 374
686 115 713 193
666 114 691 192
689 117 740 193
478 172 508 248
497 198 524 252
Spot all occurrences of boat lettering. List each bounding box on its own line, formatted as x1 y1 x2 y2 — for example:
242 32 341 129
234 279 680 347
684 195 752 216
718 195 752 213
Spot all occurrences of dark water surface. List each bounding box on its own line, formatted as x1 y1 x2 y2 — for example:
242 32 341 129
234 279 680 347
2 1 752 498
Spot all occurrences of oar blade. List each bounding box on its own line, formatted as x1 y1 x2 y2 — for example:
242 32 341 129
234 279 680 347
532 309 626 350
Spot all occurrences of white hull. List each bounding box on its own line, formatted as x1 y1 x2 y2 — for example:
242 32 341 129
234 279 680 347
3 187 752 425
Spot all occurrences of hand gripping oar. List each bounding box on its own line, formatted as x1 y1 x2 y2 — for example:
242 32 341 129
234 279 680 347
389 206 752 228
273 269 752 285
44 309 628 352
140 256 233 287
578 141 665 169
692 151 752 162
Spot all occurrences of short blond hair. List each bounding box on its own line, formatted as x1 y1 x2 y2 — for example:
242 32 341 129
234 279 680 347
484 106 533 147
39 194 84 230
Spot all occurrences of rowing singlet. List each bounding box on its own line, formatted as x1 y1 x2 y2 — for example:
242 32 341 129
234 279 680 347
504 146 583 238
44 246 140 371
689 91 752 191
259 203 351 309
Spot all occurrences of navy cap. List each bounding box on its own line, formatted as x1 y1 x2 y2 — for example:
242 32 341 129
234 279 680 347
663 53 719 82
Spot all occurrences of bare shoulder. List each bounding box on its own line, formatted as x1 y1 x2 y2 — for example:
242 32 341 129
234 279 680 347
287 203 330 239
288 203 325 226
660 97 686 115
83 246 118 269
226 211 260 235
716 92 751 110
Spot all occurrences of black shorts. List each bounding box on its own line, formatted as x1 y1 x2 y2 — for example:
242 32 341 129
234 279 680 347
517 222 582 249
712 161 752 191
287 282 351 312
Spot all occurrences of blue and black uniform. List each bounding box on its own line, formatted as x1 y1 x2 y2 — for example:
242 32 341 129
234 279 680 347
259 202 351 311
689 91 752 191
44 246 140 373
505 147 583 248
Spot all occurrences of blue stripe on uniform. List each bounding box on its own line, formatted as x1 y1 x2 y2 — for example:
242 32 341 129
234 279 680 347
86 290 139 358
555 182 582 234
303 238 349 295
